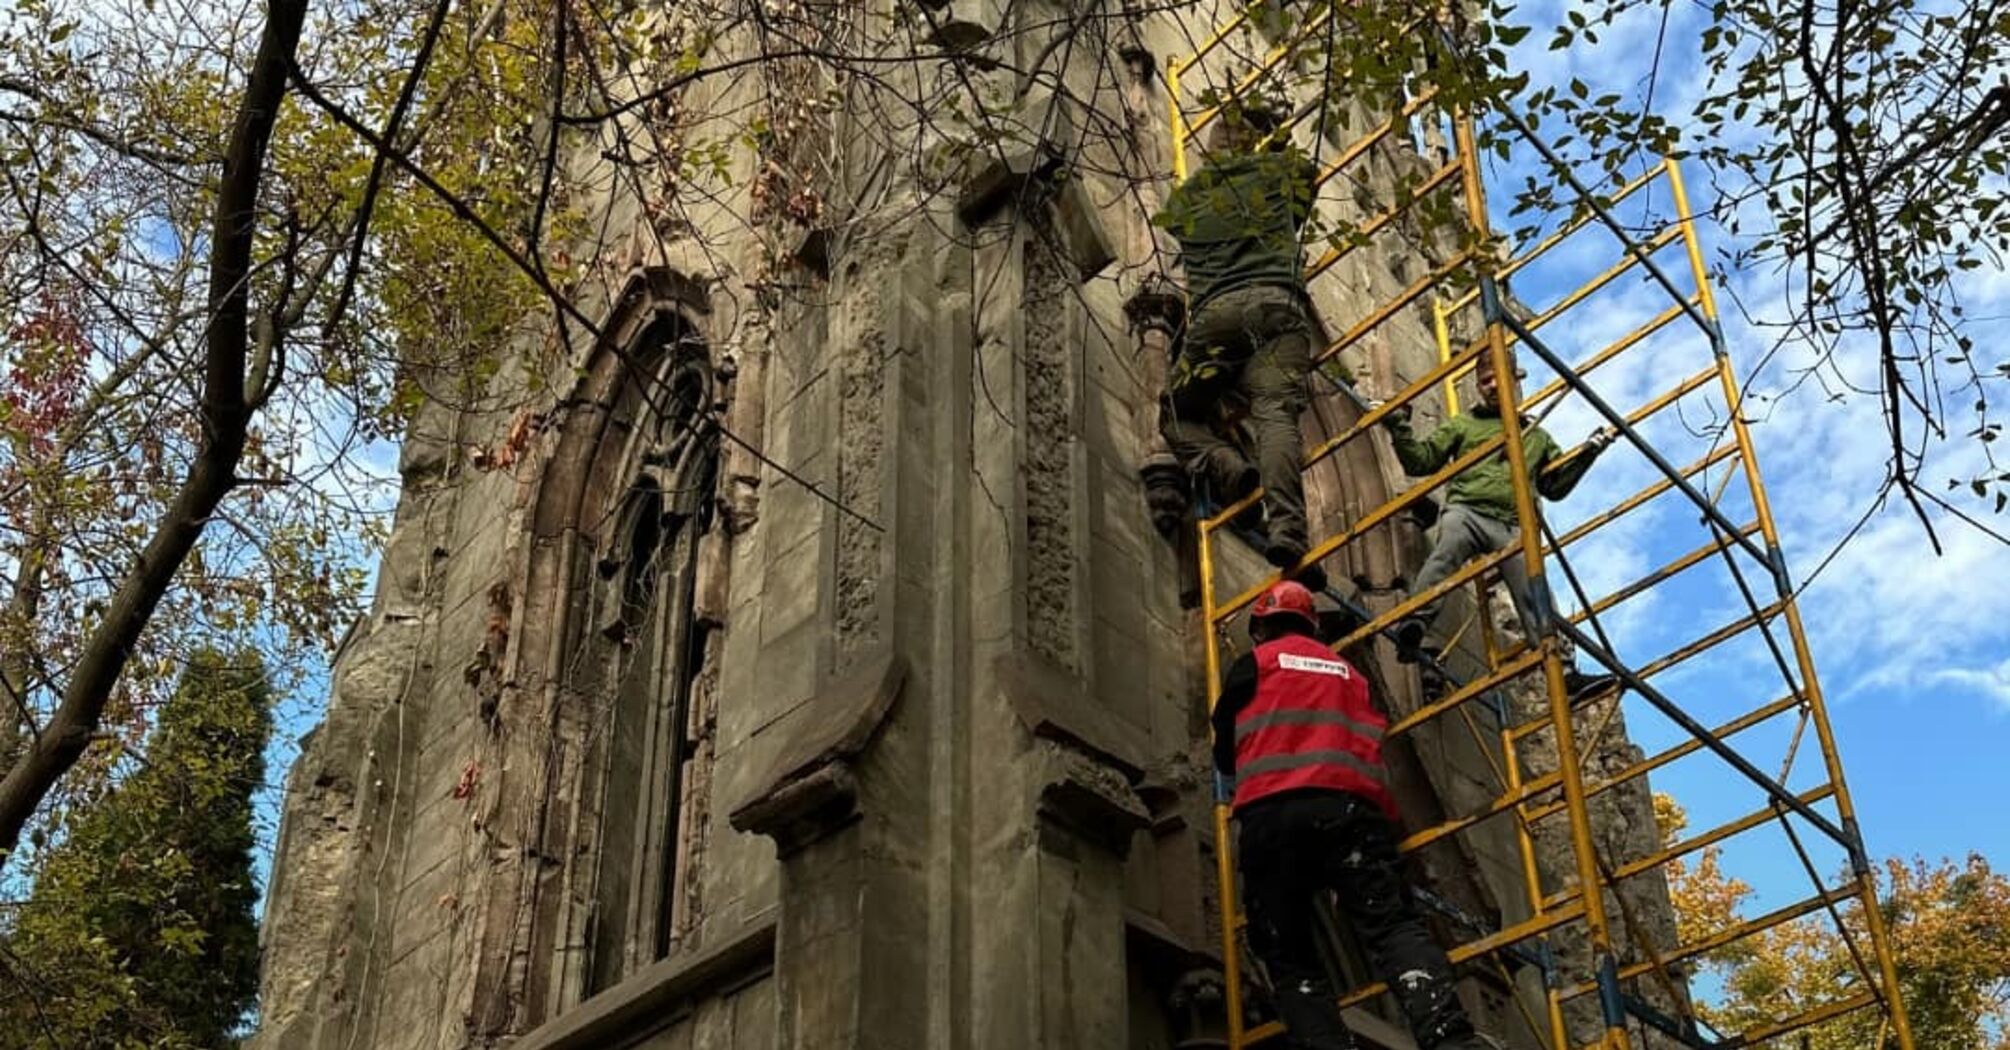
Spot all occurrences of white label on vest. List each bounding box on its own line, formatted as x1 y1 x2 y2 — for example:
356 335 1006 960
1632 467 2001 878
1277 653 1353 677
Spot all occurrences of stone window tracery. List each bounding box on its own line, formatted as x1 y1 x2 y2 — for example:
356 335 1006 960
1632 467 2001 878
566 308 723 1000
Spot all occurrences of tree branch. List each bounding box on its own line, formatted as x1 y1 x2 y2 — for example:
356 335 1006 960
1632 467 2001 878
292 65 884 533
0 0 310 869
322 0 455 340
0 77 198 168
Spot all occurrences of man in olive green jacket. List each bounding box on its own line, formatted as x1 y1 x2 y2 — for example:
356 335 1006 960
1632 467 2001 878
1154 105 1323 581
1383 350 1617 698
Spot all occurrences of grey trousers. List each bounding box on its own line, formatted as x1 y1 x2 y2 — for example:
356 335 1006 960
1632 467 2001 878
1160 285 1314 548
1409 503 1573 659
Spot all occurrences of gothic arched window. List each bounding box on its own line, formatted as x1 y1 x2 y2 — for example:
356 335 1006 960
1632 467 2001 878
574 311 721 997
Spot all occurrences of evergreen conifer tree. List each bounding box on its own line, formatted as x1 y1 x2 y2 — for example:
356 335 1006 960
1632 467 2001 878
0 649 273 1049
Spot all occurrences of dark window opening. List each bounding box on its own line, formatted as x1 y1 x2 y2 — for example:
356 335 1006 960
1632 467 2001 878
583 317 720 996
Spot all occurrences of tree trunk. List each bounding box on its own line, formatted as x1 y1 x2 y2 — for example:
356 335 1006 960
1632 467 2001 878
0 0 310 868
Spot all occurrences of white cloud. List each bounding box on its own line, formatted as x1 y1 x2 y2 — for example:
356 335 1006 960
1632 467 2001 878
1916 657 2010 712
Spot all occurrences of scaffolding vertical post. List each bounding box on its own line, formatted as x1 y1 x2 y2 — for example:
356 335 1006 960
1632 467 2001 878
1499 674 1568 1050
1212 802 1246 1045
1668 159 1917 1050
1457 110 1627 1050
1197 509 1248 1045
1434 296 1462 416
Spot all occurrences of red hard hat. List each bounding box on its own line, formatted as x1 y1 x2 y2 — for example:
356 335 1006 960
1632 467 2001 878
1251 580 1318 630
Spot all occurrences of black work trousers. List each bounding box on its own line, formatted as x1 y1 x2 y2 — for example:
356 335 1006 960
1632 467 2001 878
1161 284 1314 552
1238 790 1478 1050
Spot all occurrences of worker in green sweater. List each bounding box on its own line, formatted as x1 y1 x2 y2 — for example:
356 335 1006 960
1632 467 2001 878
1153 103 1323 584
1381 349 1618 699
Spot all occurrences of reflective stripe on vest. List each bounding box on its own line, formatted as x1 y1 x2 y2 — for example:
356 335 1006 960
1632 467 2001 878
1237 749 1389 783
1231 635 1398 818
1234 709 1386 744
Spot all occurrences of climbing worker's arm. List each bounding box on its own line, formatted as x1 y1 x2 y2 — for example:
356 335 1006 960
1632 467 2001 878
1211 652 1260 778
1536 425 1616 500
1383 410 1462 477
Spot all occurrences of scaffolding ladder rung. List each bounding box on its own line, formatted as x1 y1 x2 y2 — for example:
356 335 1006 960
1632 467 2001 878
1456 159 1671 303
1717 988 1883 1048
1167 0 1267 74
1580 521 1762 621
1315 249 1479 367
1522 692 1804 823
1330 899 1590 1011
1331 542 1518 653
1310 86 1444 193
1522 299 1695 416
1488 521 1765 669
1208 433 1512 621
1540 363 1720 481
1388 649 1543 739
1556 885 1857 1002
1306 335 1484 460
1178 5 1341 140
1397 769 1563 854
1506 600 1789 744
1569 988 1885 1050
1305 159 1464 280
1243 1020 1287 1045
1510 225 1686 341
1233 898 1592 1042
1540 784 1836 911
1552 443 1739 550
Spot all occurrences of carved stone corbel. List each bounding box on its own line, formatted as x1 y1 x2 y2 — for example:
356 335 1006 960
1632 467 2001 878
728 653 905 856
1168 968 1230 1049
997 651 1151 856
957 87 1071 226
913 0 1003 51
954 88 1116 279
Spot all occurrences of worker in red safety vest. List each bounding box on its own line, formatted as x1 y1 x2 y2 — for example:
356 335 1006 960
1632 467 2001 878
1212 580 1490 1050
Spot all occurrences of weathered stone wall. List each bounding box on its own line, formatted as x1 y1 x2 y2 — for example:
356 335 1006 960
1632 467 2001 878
251 1 1684 1047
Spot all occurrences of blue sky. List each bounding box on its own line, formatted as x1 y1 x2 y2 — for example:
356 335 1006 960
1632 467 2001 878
1468 0 2010 912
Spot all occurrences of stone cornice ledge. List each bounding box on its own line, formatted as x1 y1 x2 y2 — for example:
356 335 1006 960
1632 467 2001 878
995 650 1149 781
511 918 777 1050
729 652 906 855
999 650 1152 855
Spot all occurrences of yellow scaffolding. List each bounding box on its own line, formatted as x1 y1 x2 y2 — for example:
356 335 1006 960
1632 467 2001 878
1166 9 1916 1050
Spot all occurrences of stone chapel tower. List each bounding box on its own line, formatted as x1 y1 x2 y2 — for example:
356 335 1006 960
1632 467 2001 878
250 2 1679 1048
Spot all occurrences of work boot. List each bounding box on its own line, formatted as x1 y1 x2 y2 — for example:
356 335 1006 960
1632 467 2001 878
1417 659 1448 703
1396 969 1478 1050
1291 562 1329 594
1391 615 1429 663
1271 978 1360 1050
1264 534 1328 594
1565 668 1618 702
1263 530 1305 568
